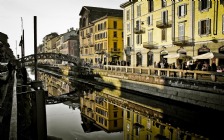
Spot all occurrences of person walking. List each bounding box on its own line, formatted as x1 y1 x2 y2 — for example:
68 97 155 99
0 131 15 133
7 60 13 80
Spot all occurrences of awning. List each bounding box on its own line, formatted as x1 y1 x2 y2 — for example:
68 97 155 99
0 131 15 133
193 52 224 59
163 53 188 59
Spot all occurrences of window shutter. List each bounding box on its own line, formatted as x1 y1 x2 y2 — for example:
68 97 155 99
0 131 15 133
223 15 224 34
147 16 150 25
177 6 180 17
136 35 139 44
198 21 201 35
198 1 201 11
140 34 142 44
206 19 211 34
208 0 211 9
151 15 153 25
184 4 187 15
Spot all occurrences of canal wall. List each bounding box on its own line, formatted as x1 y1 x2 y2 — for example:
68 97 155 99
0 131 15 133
92 70 224 111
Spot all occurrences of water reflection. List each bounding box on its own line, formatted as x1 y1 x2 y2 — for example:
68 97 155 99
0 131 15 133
37 69 223 140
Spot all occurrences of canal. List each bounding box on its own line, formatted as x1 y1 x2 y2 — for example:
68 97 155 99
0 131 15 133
24 67 223 140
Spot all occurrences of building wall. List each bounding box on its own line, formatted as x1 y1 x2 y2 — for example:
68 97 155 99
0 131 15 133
121 0 224 67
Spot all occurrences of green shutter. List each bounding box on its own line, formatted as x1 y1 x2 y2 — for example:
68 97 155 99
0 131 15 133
198 1 201 11
198 21 201 35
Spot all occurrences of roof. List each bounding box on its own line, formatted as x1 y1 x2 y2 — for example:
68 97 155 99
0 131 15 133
79 6 123 18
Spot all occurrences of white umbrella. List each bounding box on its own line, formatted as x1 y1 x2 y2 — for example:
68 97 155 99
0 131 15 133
163 53 187 59
192 52 224 59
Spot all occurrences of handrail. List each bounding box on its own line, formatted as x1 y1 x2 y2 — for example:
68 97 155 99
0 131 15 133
102 65 224 82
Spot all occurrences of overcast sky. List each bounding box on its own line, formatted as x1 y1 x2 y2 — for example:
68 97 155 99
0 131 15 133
0 0 126 56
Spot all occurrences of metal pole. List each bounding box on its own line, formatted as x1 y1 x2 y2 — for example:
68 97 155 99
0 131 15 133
34 16 37 80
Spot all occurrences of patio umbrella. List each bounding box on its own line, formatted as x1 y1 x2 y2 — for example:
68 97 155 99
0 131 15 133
192 52 224 59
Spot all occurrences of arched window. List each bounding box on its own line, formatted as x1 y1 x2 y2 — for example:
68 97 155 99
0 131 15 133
177 48 187 55
219 46 224 54
136 52 142 66
198 45 210 55
160 50 168 62
147 51 153 66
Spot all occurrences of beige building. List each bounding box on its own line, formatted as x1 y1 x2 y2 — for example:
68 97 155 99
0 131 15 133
121 0 224 68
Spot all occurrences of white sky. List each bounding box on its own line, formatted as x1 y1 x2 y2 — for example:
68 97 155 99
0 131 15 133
0 0 126 56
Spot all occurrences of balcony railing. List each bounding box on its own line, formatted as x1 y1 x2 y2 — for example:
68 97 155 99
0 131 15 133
172 36 194 46
134 27 145 34
95 50 104 54
156 20 172 28
111 48 121 52
143 42 158 49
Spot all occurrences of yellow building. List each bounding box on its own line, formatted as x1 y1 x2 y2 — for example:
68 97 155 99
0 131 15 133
121 0 224 68
123 109 209 140
79 6 123 65
80 90 123 132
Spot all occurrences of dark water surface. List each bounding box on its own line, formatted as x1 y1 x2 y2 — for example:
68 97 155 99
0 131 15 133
26 68 223 140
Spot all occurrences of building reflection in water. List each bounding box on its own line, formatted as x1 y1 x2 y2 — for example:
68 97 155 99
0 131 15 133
80 89 123 133
79 88 210 140
38 70 219 140
38 71 75 96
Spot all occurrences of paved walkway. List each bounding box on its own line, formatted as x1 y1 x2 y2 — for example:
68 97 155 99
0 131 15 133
0 73 14 139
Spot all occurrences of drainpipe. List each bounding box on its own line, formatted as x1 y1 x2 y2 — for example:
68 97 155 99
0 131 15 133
131 0 135 67
190 0 195 56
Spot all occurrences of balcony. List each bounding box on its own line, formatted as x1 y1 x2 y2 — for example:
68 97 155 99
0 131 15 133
111 48 121 52
156 20 172 28
86 33 91 38
143 42 158 49
95 50 104 54
134 27 145 34
172 36 194 46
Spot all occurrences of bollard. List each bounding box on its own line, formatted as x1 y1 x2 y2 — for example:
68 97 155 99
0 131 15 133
31 81 47 140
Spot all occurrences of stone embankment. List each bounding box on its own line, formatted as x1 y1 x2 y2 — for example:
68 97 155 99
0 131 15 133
92 69 224 111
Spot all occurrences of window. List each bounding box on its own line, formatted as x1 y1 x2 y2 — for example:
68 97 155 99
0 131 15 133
127 36 131 46
113 31 117 37
199 0 211 11
148 30 153 42
178 4 187 17
137 5 141 17
178 23 185 39
147 15 153 26
147 51 153 66
198 19 211 35
148 0 154 12
127 111 130 119
162 10 168 24
104 22 106 29
161 0 166 8
114 21 117 29
127 10 130 20
136 34 142 44
113 42 117 50
136 20 140 30
223 15 224 34
161 29 167 41
127 23 130 32
114 112 117 118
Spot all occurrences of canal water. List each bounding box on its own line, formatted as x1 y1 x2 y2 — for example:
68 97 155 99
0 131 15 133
26 68 223 140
